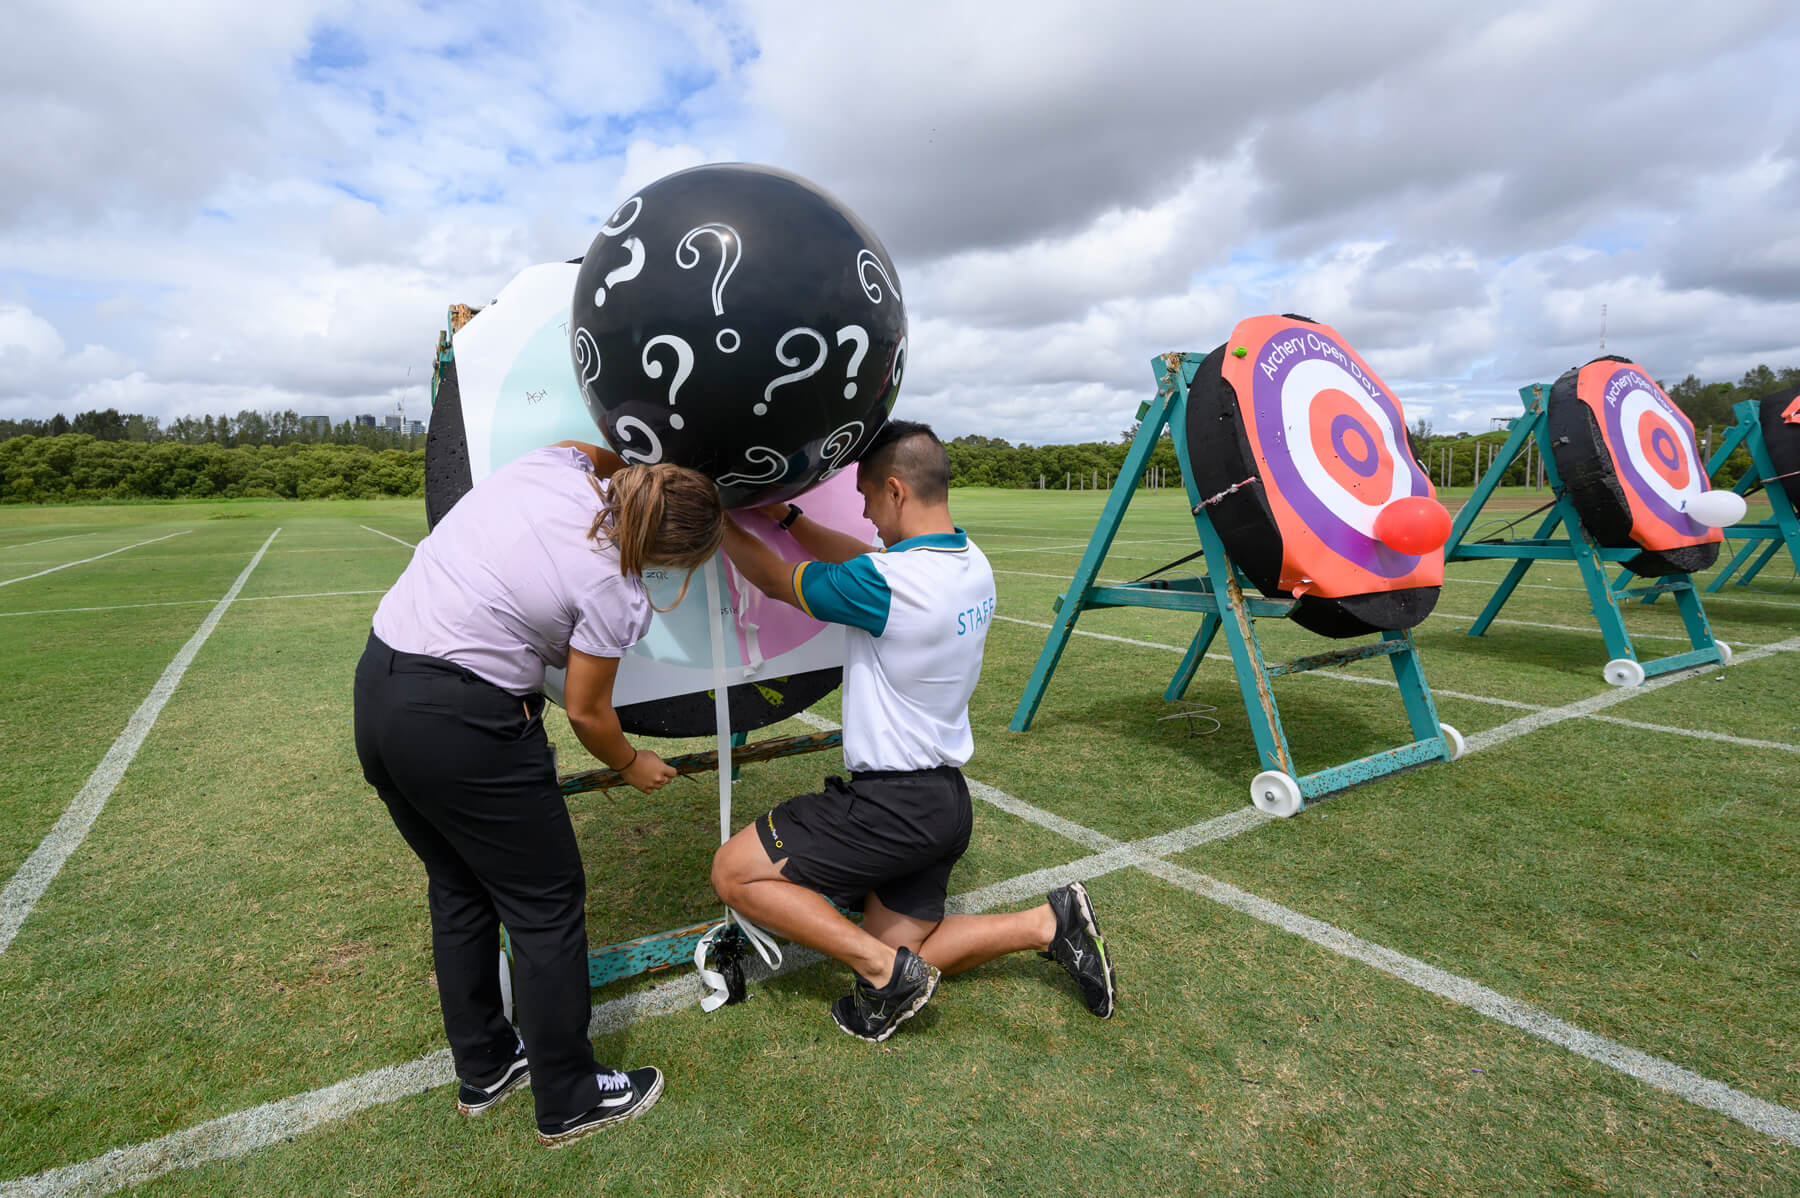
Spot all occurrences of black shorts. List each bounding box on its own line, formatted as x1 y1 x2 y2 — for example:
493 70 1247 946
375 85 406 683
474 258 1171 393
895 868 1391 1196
755 765 973 922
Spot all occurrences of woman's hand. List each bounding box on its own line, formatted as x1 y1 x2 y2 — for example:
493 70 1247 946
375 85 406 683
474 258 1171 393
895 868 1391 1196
620 748 678 794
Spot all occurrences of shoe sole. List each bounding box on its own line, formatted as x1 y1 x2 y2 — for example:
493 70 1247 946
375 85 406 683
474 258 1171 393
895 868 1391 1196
456 1067 531 1117
1066 881 1117 1020
536 1072 664 1147
831 965 941 1043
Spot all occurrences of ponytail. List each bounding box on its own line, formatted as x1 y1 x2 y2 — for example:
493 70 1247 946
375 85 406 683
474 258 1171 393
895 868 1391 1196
589 464 725 612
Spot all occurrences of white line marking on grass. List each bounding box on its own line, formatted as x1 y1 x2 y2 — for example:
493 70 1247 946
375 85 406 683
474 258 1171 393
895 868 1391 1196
1441 573 1800 611
0 532 96 551
1465 636 1800 755
1579 715 1799 754
360 525 417 549
1428 609 1766 646
0 531 190 589
0 805 1264 1197
0 590 386 619
0 530 281 956
1133 856 1800 1148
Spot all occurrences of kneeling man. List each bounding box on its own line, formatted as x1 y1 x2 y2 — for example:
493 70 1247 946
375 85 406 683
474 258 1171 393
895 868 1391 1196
711 420 1116 1040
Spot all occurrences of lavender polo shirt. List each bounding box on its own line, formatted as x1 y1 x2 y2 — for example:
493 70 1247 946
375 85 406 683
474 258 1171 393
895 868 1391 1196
372 446 652 695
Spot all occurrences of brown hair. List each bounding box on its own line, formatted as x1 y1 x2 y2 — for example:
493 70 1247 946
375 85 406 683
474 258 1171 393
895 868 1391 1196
588 464 725 612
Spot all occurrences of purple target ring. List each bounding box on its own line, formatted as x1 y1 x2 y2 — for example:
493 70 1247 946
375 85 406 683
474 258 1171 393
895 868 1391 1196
1250 329 1429 580
1331 413 1380 478
1596 366 1707 538
1649 426 1680 471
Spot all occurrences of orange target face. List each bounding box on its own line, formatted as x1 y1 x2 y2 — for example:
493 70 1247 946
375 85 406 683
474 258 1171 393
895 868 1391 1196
1574 359 1720 551
1221 315 1441 598
1637 409 1692 491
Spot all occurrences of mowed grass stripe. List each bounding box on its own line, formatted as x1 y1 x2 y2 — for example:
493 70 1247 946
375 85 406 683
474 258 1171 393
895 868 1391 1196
0 530 191 589
0 529 281 954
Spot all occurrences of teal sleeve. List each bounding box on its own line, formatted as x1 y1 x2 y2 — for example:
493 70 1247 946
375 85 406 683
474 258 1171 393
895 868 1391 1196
794 555 891 636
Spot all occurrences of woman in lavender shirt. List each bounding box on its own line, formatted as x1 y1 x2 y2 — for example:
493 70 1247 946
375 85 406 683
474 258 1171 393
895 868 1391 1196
354 440 722 1147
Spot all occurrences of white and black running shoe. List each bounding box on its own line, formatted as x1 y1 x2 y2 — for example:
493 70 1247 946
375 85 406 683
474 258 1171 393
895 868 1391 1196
831 946 941 1042
455 1040 530 1116
1043 882 1116 1018
536 1067 663 1147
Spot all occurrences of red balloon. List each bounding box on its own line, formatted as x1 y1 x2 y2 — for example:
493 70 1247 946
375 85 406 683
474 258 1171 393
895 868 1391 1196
1373 496 1452 555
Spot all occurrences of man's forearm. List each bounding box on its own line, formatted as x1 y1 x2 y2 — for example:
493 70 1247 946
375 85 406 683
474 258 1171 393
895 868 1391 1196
783 508 874 564
722 518 802 607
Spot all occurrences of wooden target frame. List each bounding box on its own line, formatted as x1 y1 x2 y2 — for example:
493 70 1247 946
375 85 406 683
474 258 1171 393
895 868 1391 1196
1185 314 1442 638
1443 378 1729 686
1013 350 1459 818
1547 356 1721 577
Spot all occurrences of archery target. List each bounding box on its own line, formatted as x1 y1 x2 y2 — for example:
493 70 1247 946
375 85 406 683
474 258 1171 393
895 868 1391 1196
1548 357 1720 577
1186 314 1442 638
1762 384 1800 506
424 263 873 736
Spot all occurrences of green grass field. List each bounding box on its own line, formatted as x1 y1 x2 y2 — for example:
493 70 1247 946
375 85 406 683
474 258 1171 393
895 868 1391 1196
1 488 1795 1195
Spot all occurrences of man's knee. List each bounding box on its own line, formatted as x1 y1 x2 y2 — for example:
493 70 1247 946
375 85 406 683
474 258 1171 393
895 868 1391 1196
710 827 762 902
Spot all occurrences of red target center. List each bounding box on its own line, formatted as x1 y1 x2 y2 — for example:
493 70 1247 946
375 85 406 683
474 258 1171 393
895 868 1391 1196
1310 388 1393 504
1636 411 1691 490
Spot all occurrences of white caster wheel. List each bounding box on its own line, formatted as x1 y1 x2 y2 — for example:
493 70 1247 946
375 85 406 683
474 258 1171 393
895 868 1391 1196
498 949 515 1025
1715 641 1733 665
1439 723 1466 761
1602 658 1645 687
1251 770 1303 818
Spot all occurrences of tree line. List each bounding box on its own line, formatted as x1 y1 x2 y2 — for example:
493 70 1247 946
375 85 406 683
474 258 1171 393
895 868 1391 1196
0 437 424 503
0 407 421 452
946 362 1795 492
2 360 1788 503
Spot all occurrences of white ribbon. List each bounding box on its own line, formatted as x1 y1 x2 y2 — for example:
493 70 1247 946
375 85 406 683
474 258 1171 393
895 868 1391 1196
696 556 783 1011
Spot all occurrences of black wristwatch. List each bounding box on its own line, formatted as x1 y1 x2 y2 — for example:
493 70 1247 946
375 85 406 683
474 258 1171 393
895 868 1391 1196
777 504 803 530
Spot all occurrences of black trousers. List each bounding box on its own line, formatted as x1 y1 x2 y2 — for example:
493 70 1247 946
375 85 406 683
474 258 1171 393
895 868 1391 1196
353 631 599 1125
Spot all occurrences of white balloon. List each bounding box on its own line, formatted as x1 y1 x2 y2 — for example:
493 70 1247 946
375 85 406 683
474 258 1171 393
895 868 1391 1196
1683 489 1748 528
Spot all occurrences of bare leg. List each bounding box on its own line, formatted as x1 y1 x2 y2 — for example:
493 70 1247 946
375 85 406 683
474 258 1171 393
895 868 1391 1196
711 824 899 987
863 893 1056 977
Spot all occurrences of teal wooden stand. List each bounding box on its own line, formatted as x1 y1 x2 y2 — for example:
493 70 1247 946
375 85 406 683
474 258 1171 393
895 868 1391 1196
1442 383 1729 687
1010 353 1458 818
1613 398 1799 600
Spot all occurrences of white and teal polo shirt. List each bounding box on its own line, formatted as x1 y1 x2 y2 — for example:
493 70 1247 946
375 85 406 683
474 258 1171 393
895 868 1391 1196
792 529 996 773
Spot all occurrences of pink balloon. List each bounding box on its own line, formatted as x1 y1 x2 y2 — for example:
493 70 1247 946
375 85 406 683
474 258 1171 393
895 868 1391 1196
1373 496 1452 555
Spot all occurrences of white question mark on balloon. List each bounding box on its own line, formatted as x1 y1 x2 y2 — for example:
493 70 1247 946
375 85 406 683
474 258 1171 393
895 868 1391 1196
593 237 645 307
573 328 601 388
642 334 694 430
600 196 643 237
757 328 828 416
612 415 664 465
676 223 743 353
835 326 869 399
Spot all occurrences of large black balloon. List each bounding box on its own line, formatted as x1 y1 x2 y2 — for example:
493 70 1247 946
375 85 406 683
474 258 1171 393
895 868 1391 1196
571 164 907 509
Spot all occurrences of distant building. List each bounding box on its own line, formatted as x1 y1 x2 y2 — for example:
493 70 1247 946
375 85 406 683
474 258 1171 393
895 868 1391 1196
382 414 403 432
354 414 376 428
301 415 331 438
407 420 425 436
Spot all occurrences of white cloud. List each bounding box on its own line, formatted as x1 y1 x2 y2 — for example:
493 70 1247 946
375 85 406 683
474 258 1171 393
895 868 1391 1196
3 0 1799 446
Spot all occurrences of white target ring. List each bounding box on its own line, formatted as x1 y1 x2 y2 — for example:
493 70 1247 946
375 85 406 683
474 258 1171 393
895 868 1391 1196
1616 385 1705 516
1281 358 1413 537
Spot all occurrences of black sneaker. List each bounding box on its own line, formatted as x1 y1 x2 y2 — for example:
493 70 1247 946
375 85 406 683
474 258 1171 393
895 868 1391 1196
536 1067 664 1147
1042 881 1116 1018
830 946 941 1042
455 1040 530 1116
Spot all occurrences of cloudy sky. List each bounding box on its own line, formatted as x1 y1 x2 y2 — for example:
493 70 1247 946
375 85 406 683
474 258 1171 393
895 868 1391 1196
5 0 1799 444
